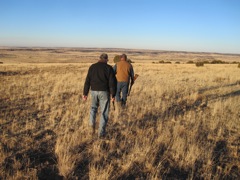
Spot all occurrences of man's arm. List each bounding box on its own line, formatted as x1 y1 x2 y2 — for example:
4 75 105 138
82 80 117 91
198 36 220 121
109 67 117 98
83 67 91 100
113 64 117 74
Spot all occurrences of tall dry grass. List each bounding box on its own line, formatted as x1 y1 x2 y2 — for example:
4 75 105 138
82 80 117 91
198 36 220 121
0 63 239 179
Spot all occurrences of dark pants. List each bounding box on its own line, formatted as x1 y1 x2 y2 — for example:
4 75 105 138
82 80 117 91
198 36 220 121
116 82 129 106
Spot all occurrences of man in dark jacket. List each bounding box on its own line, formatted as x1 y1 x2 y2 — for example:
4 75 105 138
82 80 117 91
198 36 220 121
83 53 116 138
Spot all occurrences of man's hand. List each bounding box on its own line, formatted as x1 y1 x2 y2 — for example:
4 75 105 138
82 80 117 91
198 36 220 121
131 80 134 85
82 95 88 101
111 97 115 102
111 97 115 110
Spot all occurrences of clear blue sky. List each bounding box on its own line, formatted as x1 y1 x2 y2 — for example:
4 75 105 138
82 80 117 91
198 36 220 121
1 0 240 53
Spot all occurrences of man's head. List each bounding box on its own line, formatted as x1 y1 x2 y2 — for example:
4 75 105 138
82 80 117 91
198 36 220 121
100 53 108 62
120 54 127 61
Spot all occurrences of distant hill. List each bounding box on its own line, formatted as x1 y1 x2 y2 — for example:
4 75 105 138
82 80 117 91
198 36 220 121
0 47 240 64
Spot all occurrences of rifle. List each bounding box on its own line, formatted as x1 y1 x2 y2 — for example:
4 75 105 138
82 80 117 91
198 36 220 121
128 74 139 96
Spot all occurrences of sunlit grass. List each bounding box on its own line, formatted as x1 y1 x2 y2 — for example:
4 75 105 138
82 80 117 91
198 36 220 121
0 59 239 179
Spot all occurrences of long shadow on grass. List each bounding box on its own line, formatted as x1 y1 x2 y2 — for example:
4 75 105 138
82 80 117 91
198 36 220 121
106 112 193 179
163 81 240 119
161 98 206 119
72 141 93 179
69 110 206 179
1 129 62 179
212 140 228 176
211 140 240 179
0 96 48 130
162 88 240 119
198 80 240 94
0 70 32 76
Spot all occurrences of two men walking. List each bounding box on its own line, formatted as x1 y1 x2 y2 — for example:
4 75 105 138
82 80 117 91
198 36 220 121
83 53 134 138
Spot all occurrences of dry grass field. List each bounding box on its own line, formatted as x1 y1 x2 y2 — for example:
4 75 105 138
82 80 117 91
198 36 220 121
0 48 240 179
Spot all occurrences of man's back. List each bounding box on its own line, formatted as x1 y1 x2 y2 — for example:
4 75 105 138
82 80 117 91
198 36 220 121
115 61 133 82
83 61 116 96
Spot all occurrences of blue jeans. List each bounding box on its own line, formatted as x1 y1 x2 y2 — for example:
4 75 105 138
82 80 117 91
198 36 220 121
116 82 129 106
90 91 110 137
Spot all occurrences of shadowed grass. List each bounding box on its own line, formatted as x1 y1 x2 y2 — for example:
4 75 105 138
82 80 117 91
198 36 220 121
0 62 239 179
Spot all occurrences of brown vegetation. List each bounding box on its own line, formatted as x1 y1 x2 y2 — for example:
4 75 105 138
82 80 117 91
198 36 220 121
0 48 240 179
196 62 204 67
1 47 240 64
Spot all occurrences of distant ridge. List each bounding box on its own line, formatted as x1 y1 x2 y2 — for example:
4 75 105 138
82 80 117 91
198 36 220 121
1 46 240 56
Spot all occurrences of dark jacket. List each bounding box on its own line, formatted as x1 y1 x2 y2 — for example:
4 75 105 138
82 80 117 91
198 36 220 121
83 61 117 97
